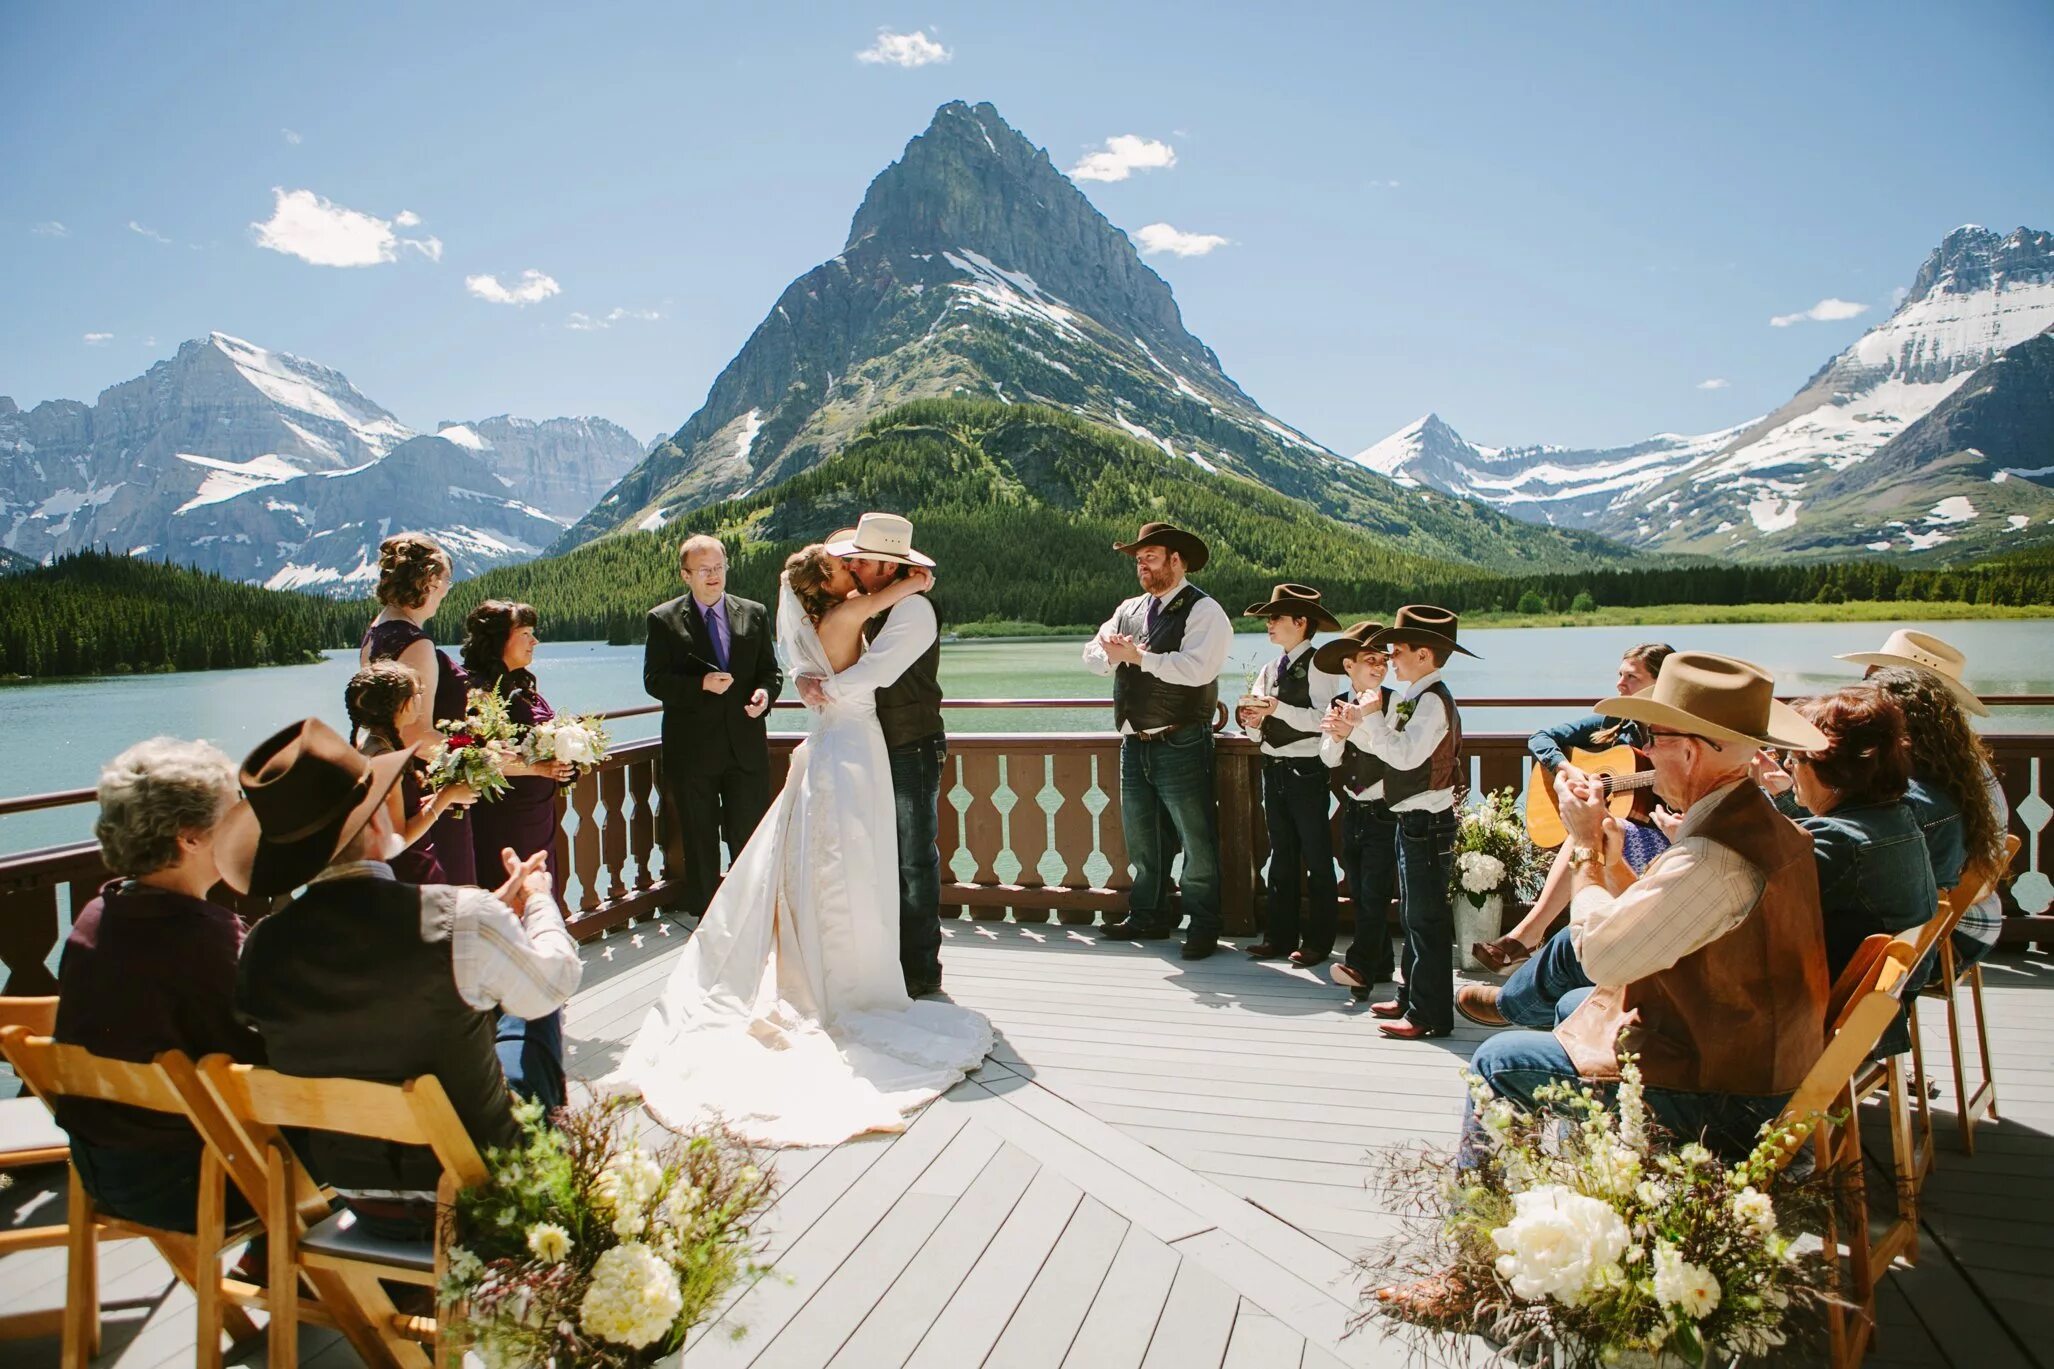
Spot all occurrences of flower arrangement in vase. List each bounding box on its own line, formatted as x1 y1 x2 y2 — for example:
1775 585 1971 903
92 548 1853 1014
1450 788 1542 967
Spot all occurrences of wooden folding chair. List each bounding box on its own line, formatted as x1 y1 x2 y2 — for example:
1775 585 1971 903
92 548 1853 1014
197 1055 488 1369
1919 832 2021 1155
1770 935 1917 1369
0 1026 265 1368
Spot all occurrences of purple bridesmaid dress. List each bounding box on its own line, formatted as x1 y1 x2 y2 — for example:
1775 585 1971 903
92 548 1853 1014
469 685 562 886
361 619 477 885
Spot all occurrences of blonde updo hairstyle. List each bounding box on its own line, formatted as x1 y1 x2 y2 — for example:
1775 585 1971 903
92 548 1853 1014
94 738 239 878
375 532 452 609
784 545 843 624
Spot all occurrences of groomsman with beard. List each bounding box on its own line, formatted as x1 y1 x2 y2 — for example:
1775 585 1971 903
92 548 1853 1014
1084 522 1232 961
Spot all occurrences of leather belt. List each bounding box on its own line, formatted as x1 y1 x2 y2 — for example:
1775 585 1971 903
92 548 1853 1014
1128 724 1199 743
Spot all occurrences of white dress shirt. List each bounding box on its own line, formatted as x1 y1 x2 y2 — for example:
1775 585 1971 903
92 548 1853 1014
1320 687 1387 799
1347 668 1455 813
1253 640 1347 759
1082 578 1233 735
822 591 938 706
1566 779 1767 987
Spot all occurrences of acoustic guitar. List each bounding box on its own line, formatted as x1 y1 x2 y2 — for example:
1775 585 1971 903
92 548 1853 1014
1523 744 1658 848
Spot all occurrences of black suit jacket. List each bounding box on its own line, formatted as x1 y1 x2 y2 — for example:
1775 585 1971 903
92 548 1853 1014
643 593 784 772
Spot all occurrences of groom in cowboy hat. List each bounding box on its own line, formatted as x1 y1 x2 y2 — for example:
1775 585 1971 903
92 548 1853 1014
1463 652 1830 1160
1084 521 1233 960
802 513 948 996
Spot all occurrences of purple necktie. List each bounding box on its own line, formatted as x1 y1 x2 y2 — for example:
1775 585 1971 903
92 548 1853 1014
1274 650 1290 683
706 600 730 670
1145 595 1164 636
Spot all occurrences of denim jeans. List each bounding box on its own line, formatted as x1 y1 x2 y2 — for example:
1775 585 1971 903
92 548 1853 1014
1499 926 1594 1029
1462 989 1787 1164
888 734 948 980
1261 758 1338 955
1395 807 1459 1032
70 1140 254 1234
496 1008 566 1112
1120 729 1221 938
1339 798 1399 982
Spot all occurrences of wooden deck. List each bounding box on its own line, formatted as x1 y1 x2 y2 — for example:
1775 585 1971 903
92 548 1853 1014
5 920 2050 1367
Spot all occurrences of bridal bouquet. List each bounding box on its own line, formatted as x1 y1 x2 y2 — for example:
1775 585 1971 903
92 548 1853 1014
423 688 517 807
520 711 613 781
1355 1058 1842 1367
442 1096 777 1368
1450 788 1540 909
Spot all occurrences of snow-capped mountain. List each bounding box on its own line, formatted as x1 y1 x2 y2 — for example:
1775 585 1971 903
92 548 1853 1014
0 334 641 590
1361 225 2054 557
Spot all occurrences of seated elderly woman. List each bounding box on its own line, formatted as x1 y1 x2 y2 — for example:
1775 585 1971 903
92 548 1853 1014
53 737 266 1232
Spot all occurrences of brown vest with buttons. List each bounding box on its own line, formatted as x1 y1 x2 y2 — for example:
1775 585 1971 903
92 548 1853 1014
1556 781 1827 1096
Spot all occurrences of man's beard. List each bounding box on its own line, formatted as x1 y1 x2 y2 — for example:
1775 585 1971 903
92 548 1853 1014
1137 565 1169 594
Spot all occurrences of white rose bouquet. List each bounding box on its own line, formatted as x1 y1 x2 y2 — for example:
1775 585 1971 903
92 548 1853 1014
442 1096 775 1368
521 712 613 780
1449 787 1541 910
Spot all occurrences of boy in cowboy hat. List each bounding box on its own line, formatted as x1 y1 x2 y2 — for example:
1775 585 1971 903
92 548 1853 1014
1083 521 1232 960
227 719 581 1237
1329 605 1478 1039
1239 585 1349 967
1316 621 1399 1000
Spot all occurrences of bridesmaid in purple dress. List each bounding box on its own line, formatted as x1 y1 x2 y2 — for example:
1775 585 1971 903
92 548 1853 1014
344 660 477 884
359 533 483 884
461 598 576 1110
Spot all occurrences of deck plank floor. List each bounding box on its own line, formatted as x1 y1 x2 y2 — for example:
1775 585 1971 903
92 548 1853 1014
4 914 2049 1367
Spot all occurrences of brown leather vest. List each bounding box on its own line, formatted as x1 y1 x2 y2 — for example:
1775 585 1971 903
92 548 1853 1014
1557 781 1827 1096
1381 680 1463 804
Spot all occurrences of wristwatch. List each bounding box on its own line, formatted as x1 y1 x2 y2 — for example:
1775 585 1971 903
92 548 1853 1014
1568 844 1602 872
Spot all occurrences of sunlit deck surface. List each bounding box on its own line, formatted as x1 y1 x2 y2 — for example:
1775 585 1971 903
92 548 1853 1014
6 922 2050 1368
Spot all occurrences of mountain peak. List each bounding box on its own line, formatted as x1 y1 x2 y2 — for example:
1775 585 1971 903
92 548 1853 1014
1905 223 2054 305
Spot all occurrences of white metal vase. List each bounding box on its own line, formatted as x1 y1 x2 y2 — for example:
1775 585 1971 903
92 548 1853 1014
1456 891 1505 971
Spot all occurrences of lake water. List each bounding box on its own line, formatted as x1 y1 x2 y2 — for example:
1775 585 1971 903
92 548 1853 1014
4 619 2050 853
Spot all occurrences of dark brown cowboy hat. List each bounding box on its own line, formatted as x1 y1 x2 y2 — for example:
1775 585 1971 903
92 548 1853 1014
1111 521 1209 573
1243 583 1339 632
216 719 415 897
1368 604 1480 659
1313 620 1387 674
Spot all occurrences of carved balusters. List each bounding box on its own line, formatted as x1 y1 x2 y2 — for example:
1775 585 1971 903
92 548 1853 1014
959 750 1006 921
596 764 629 906
1005 750 1054 923
1050 750 1097 925
1095 744 1132 924
627 757 656 895
937 749 965 919
568 776 604 916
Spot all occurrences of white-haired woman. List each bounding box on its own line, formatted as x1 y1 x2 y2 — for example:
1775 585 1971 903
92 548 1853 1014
54 737 266 1233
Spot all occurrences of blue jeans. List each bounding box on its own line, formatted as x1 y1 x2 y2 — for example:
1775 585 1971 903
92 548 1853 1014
1396 807 1458 1032
1339 798 1398 982
1120 729 1221 938
888 733 948 981
1500 926 1594 1029
496 1009 566 1112
1462 988 1787 1164
1261 758 1338 955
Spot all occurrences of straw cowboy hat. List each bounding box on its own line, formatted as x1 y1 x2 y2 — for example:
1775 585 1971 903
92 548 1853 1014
216 718 416 897
1596 651 1827 752
1368 605 1480 659
1835 629 1987 716
1243 583 1340 632
1111 521 1210 572
1313 620 1387 674
825 511 935 568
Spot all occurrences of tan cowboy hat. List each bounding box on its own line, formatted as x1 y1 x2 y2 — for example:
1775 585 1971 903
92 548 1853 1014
1243 583 1340 632
1111 521 1209 572
1368 604 1480 659
1835 629 1987 716
1597 651 1827 752
825 511 935 568
216 719 416 897
1313 620 1387 674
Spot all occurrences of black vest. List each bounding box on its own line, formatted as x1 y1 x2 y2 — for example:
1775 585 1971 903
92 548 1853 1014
1338 685 1396 796
1113 585 1220 733
236 876 519 1194
1259 648 1324 750
865 605 944 750
1382 680 1465 805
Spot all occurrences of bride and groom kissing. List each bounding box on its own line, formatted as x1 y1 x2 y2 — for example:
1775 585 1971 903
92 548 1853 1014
608 513 994 1149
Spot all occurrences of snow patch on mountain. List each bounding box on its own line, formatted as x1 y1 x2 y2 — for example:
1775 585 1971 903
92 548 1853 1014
173 453 303 513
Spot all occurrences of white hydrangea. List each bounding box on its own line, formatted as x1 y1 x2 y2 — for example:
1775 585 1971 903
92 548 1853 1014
579 1241 684 1349
1458 850 1508 895
1651 1242 1723 1319
593 1147 666 1215
1489 1184 1632 1304
1732 1186 1777 1238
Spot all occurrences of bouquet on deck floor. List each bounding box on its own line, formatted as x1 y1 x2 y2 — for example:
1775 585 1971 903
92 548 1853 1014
520 711 613 785
1354 1058 1845 1367
442 1095 778 1368
423 687 517 809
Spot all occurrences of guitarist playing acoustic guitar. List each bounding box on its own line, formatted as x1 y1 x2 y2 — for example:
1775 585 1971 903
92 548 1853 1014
1471 644 1676 972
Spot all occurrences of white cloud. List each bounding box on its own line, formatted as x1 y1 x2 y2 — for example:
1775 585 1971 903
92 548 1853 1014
394 210 420 227
1891 284 1910 306
31 220 67 237
1366 178 1401 189
566 305 661 331
83 332 113 345
127 220 172 245
466 269 561 306
856 28 950 67
402 234 443 261
1070 134 1177 183
251 188 396 267
1696 377 1730 390
1769 297 1868 327
1133 222 1230 257
282 128 302 145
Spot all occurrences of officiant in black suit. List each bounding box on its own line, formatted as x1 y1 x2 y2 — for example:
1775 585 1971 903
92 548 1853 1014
644 533 784 916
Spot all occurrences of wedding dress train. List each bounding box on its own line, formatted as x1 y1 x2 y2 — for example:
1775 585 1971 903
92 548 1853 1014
603 576 993 1147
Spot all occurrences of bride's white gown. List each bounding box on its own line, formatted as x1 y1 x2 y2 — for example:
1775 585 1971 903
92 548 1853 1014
605 577 993 1147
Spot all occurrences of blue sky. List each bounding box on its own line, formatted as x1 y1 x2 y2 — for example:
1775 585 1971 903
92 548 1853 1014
5 0 2052 455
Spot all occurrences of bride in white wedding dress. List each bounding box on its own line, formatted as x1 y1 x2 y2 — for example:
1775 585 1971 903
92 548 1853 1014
604 545 994 1147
